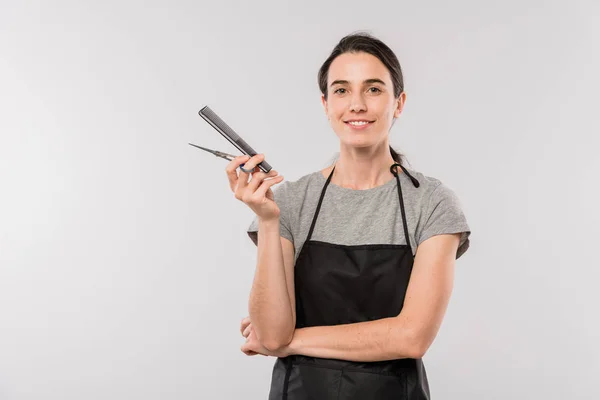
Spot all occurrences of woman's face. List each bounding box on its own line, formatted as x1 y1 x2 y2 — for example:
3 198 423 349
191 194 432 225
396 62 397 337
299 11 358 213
322 51 405 150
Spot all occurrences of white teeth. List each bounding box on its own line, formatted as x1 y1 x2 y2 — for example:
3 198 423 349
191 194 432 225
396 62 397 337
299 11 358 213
348 121 370 126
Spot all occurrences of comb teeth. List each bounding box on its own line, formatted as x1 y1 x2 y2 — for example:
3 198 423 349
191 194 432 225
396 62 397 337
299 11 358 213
198 105 272 172
199 106 240 141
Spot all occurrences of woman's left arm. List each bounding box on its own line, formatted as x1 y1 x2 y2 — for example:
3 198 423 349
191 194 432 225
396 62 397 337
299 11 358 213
284 233 461 362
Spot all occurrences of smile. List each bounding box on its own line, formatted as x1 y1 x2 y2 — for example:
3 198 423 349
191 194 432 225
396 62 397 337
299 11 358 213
344 120 374 129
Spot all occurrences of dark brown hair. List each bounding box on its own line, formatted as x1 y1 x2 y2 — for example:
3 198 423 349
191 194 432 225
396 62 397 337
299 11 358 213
318 31 407 166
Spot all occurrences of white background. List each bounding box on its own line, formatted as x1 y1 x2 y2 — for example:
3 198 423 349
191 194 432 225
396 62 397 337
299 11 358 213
1 0 599 399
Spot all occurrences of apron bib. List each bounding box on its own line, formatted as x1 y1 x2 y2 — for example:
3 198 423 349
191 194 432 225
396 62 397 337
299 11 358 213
268 163 430 400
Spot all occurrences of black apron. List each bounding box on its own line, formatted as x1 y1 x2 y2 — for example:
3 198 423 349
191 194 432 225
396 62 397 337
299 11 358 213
268 163 429 400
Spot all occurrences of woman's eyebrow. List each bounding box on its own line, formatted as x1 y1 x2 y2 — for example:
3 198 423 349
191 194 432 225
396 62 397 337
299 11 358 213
330 78 386 87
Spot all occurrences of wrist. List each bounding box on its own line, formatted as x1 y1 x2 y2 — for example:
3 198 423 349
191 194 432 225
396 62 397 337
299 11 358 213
258 217 280 231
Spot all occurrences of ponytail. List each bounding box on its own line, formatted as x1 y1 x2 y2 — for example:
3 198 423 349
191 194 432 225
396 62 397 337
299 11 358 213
389 145 404 164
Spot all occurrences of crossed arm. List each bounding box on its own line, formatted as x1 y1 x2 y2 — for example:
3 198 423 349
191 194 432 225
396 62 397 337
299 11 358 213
246 220 461 362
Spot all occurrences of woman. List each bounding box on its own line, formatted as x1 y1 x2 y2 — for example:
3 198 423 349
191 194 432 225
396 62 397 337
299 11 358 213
225 32 471 399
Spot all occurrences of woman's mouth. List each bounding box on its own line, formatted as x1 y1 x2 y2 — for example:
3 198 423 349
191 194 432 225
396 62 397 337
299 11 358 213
344 120 374 130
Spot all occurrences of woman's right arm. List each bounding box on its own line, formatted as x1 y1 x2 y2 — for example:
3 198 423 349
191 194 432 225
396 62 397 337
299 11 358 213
225 154 295 351
249 219 296 351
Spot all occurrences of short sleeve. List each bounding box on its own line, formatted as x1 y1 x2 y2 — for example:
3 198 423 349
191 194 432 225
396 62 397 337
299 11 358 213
246 181 294 246
417 182 471 259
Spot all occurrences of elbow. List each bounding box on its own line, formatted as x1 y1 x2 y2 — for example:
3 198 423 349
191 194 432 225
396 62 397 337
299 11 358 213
256 326 294 353
407 331 434 359
394 324 430 359
259 334 293 353
411 341 427 359
261 339 289 353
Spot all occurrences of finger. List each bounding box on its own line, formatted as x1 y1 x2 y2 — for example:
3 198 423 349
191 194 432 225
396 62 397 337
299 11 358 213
236 154 265 188
226 155 251 192
243 324 252 338
240 324 248 336
240 343 258 356
252 175 285 200
240 316 251 335
246 169 280 193
234 154 266 199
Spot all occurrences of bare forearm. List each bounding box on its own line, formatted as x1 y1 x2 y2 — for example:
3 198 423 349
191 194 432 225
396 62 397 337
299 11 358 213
286 317 422 362
249 218 294 347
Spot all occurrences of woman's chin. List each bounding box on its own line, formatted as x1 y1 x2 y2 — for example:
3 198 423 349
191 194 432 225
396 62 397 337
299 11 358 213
340 142 380 152
340 134 381 148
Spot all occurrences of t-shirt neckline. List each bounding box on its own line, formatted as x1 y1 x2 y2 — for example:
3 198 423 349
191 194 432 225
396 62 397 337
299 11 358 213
316 169 399 194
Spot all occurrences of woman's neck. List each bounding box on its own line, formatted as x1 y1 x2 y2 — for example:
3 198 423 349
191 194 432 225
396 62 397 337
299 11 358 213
324 145 398 190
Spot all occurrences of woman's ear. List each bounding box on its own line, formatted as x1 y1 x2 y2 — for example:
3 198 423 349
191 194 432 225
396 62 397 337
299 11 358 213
394 92 407 118
321 94 328 117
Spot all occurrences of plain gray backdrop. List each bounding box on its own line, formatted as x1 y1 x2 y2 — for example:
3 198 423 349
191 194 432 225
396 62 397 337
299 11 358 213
1 0 599 399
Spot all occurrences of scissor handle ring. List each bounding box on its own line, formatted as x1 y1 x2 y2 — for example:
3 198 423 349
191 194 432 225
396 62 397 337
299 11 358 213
239 164 253 174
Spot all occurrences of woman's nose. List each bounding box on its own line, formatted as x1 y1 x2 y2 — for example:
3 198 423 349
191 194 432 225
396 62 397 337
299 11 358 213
349 93 367 112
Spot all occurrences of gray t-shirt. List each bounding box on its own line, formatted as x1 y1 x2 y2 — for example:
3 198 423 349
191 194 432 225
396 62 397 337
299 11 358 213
247 167 471 263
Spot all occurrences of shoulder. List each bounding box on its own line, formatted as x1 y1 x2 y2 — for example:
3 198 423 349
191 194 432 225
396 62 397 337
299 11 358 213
402 167 461 206
404 167 471 258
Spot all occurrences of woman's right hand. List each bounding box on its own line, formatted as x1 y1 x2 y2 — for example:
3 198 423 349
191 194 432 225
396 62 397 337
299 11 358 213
225 153 284 221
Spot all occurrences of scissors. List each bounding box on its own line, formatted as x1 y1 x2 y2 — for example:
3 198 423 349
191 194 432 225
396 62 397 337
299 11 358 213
188 143 254 173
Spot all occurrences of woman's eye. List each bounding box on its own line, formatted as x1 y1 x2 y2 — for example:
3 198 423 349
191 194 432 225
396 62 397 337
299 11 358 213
333 87 380 94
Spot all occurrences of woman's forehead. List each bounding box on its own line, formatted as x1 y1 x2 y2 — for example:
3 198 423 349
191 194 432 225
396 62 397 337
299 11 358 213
328 52 391 85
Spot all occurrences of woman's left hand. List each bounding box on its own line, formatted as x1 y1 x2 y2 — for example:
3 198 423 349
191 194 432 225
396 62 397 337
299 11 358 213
240 317 290 358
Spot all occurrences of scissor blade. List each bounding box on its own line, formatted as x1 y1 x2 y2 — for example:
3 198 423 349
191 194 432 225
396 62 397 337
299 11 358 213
189 143 237 160
189 143 218 155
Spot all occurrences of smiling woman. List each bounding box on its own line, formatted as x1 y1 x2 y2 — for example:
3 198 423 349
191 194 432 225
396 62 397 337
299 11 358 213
318 33 408 179
239 31 472 400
